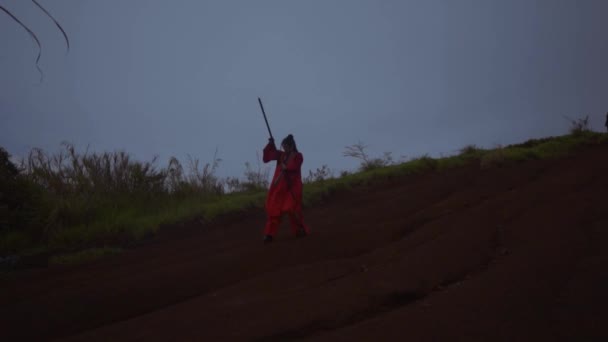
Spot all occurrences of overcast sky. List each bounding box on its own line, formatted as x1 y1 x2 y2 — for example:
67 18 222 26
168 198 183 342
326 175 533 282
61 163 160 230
1 0 607 178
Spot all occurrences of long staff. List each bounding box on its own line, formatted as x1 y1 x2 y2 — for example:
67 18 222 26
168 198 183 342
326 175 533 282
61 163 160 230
257 97 273 139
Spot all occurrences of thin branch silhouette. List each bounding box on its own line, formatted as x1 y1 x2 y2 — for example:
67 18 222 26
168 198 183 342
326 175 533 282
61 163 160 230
32 0 70 52
0 4 44 81
1 1 70 81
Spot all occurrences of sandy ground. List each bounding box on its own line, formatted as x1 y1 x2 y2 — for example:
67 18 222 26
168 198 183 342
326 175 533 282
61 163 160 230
2 143 608 341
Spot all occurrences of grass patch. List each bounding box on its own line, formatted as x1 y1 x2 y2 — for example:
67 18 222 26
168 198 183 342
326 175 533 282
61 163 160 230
2 131 607 261
303 132 607 206
49 247 123 265
0 231 32 256
43 191 268 250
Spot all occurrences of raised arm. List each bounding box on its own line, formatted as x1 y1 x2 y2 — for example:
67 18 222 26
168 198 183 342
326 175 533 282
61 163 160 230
263 139 281 163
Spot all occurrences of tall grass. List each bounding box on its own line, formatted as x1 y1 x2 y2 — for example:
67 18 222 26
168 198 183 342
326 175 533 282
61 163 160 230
1 143 262 256
1 131 607 259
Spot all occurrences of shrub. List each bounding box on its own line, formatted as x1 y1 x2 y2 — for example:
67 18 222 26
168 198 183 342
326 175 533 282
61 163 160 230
0 147 48 254
458 144 484 159
564 115 590 136
343 142 394 172
407 154 439 171
304 165 333 183
0 148 47 231
24 142 167 196
224 153 270 193
241 158 270 191
480 147 507 169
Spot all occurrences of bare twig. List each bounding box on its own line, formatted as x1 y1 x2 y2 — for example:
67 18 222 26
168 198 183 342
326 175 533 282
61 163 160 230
0 5 44 81
32 0 70 52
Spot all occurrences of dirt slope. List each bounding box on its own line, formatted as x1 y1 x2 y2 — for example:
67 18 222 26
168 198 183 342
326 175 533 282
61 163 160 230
2 144 608 341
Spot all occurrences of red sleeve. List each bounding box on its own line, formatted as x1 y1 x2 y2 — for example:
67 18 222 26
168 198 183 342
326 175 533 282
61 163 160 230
284 152 303 172
263 142 281 163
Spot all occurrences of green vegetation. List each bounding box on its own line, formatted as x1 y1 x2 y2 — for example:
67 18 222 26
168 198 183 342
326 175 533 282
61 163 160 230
1 130 607 264
49 247 122 265
306 131 607 206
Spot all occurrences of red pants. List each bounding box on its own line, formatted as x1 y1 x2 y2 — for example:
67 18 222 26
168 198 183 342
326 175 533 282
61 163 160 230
264 211 310 236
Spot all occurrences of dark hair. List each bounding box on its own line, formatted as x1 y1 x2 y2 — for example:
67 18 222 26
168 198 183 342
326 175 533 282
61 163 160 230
281 134 298 152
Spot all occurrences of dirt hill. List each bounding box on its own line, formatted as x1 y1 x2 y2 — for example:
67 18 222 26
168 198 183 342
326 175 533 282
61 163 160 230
2 143 608 341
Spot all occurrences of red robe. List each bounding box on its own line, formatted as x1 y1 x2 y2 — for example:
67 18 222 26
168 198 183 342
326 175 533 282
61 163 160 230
263 141 304 215
262 141 309 236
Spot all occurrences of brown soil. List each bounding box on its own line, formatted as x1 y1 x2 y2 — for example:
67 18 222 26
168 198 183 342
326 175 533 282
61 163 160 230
2 144 608 341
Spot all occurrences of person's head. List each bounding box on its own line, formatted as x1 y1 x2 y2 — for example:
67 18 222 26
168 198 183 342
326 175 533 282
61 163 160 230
281 134 298 153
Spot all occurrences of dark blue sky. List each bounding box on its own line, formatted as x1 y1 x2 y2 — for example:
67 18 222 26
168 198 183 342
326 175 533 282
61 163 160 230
1 0 607 178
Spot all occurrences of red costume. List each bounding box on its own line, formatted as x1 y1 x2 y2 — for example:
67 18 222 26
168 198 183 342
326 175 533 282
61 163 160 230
262 141 310 237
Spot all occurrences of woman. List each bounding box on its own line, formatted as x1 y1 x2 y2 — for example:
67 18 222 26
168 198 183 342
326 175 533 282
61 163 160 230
262 134 310 242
